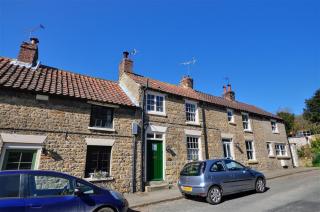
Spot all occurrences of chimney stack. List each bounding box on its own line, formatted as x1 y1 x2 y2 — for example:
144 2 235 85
119 51 133 78
223 84 235 101
17 37 39 67
180 75 193 89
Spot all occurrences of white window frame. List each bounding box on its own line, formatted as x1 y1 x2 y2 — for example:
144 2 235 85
146 91 166 116
245 140 256 160
271 119 279 133
242 112 252 131
186 136 201 161
185 130 202 162
227 109 235 123
0 133 46 171
185 100 199 124
267 142 274 156
222 138 235 160
275 143 287 156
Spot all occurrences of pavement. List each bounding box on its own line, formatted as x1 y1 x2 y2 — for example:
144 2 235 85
124 167 319 209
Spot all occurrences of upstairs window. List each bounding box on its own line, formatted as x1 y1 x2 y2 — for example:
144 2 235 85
275 144 287 156
227 109 234 123
185 101 198 123
146 93 165 114
245 140 255 160
242 113 251 131
271 120 278 133
90 105 113 129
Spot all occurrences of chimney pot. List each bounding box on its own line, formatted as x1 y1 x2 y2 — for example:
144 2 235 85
223 84 235 101
119 51 133 78
180 75 193 89
17 38 39 67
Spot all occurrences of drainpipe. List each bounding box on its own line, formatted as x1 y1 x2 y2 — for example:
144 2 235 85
131 134 137 193
140 80 149 192
201 102 209 159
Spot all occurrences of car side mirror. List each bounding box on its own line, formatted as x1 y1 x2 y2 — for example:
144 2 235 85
245 166 251 170
74 188 83 196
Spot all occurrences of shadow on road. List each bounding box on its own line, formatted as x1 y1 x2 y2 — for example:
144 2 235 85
128 208 141 212
187 187 271 204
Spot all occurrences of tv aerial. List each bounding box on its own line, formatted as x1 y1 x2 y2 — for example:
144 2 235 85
25 24 45 39
130 48 139 56
180 57 197 75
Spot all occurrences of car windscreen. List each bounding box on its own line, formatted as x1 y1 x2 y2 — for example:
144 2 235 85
180 162 205 176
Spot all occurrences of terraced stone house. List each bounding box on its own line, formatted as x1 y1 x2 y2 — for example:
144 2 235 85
0 38 142 193
0 38 292 193
119 52 293 190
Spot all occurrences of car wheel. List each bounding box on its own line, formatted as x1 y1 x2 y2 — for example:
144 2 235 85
96 207 115 212
255 178 266 193
206 186 222 205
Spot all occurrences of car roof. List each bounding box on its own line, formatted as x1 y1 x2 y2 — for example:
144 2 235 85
0 170 74 177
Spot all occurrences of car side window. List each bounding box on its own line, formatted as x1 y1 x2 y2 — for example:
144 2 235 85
210 161 225 172
28 174 74 197
225 160 245 171
76 181 95 194
0 174 20 198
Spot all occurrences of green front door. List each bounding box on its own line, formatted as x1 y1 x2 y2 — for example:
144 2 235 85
147 140 163 181
2 149 37 170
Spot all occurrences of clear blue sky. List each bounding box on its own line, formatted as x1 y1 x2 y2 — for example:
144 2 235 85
1 0 319 115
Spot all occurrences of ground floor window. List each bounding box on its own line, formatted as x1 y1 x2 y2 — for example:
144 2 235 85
222 139 233 159
85 146 111 178
186 136 200 161
275 144 287 156
2 149 37 170
245 140 255 160
267 142 273 156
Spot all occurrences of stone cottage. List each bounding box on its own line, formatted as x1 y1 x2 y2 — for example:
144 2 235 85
119 53 293 191
0 38 142 193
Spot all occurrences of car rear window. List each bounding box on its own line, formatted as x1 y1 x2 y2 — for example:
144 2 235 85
180 162 205 176
0 174 20 198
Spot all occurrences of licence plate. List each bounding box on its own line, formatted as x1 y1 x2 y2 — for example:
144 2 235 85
181 186 192 192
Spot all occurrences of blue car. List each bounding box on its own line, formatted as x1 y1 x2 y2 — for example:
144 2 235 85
178 159 266 204
0 170 128 212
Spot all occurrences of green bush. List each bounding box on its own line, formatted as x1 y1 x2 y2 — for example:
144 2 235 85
311 137 320 167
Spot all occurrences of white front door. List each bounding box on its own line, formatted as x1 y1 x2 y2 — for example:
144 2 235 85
222 139 233 159
291 144 299 167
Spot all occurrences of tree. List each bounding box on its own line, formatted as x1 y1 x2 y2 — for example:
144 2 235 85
277 111 295 136
303 89 320 124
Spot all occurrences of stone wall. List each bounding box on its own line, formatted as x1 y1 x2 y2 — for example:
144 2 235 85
0 89 141 193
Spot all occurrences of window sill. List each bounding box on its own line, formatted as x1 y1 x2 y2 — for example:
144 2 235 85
276 156 290 159
228 121 236 126
84 176 114 182
272 131 280 134
268 155 276 158
248 160 259 164
243 129 253 133
88 127 115 132
147 111 167 117
186 122 201 126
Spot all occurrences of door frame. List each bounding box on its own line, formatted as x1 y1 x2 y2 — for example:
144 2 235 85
144 125 167 182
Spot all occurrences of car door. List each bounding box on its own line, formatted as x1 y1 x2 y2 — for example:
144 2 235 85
0 173 25 212
224 160 255 192
75 180 105 211
208 161 234 194
24 173 79 212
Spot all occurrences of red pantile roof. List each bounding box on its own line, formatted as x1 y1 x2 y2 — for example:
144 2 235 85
0 57 134 107
127 73 281 120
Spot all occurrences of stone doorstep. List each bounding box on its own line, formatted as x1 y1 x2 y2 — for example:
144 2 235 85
145 183 175 192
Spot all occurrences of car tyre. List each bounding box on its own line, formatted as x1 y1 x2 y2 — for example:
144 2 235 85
206 186 222 205
255 178 266 193
96 207 115 212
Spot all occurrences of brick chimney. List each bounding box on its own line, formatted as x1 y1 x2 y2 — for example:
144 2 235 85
223 84 235 101
180 75 193 89
119 51 133 77
17 37 39 66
